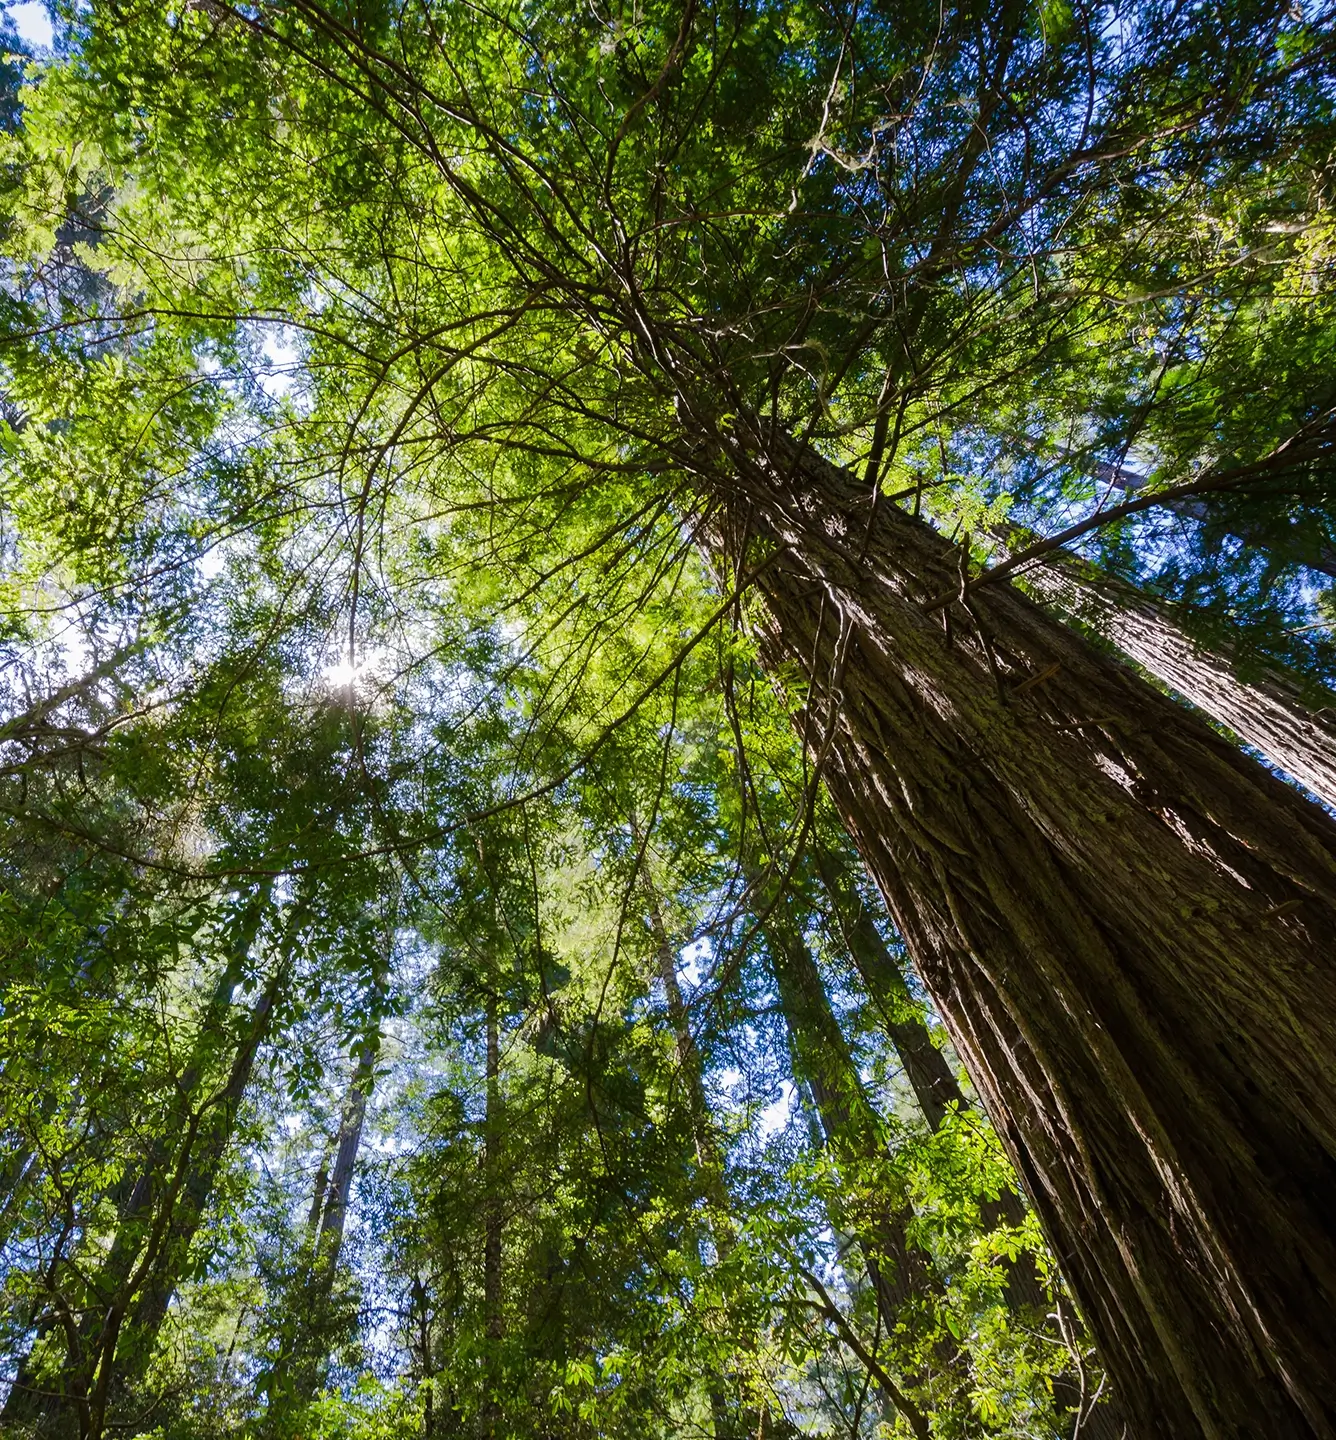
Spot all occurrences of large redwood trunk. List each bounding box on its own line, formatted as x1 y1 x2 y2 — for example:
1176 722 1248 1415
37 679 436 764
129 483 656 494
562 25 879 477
815 844 1127 1440
710 423 1336 1440
988 524 1336 810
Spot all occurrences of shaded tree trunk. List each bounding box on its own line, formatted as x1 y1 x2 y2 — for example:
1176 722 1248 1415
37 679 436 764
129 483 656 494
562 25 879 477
3 890 275 1440
710 422 1336 1440
758 897 947 1437
642 882 753 1440
113 962 283 1392
481 990 503 1439
759 896 933 1328
815 844 1128 1440
314 1043 376 1278
813 846 964 1135
644 883 722 1182
265 1029 380 1425
989 522 1336 809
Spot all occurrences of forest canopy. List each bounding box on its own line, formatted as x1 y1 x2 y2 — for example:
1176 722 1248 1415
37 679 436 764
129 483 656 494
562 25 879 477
1 2 1335 1439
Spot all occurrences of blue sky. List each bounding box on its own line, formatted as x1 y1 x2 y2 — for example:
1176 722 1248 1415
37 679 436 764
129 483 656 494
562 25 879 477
4 1 53 51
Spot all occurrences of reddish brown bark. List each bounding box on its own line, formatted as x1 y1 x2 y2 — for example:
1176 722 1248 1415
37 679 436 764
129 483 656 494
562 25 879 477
815 844 1128 1440
710 422 1336 1440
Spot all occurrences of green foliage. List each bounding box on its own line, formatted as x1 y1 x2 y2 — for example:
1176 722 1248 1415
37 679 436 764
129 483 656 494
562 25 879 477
1 0 1328 1435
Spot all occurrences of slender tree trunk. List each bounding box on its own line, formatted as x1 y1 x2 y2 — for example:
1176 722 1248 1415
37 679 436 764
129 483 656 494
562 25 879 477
411 1273 434 1439
116 957 283 1384
5 892 275 1440
314 1044 375 1276
813 847 963 1134
709 422 1336 1440
266 1028 380 1423
644 886 720 1179
481 990 503 1439
988 522 1336 809
642 882 751 1440
759 897 932 1328
759 898 952 1437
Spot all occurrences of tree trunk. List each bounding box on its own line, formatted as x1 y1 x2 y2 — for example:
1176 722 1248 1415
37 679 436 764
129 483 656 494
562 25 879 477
709 421 1336 1440
988 522 1336 809
815 843 1128 1440
813 846 964 1134
116 966 281 1378
314 1043 375 1276
759 896 933 1329
4 891 275 1440
482 993 503 1347
642 880 755 1440
644 884 724 1184
481 991 503 1439
266 1029 380 1423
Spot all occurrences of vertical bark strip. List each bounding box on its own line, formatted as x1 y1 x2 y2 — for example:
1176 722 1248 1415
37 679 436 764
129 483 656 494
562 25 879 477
642 882 755 1440
988 524 1336 810
711 424 1336 1440
816 844 1128 1440
267 1023 382 1421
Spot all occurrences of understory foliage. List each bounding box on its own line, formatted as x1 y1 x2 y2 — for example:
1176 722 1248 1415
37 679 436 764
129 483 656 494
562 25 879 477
0 0 1333 1438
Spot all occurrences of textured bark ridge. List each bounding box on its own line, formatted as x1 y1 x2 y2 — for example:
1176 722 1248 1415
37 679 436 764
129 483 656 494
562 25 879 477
817 845 1128 1440
990 524 1336 810
713 424 1336 1440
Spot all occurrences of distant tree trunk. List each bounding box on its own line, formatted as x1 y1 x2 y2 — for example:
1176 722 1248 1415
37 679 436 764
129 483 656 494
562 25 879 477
709 422 1336 1440
314 1043 376 1278
113 962 283 1391
4 890 275 1440
266 1027 380 1424
644 884 721 1181
481 990 503 1438
988 522 1336 809
759 896 933 1328
812 847 963 1134
815 843 1127 1440
0 1089 54 1254
411 1273 435 1439
642 880 752 1440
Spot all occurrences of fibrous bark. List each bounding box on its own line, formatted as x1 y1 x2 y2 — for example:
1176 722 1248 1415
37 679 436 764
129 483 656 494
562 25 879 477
709 421 1336 1440
989 523 1336 810
815 844 1128 1440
